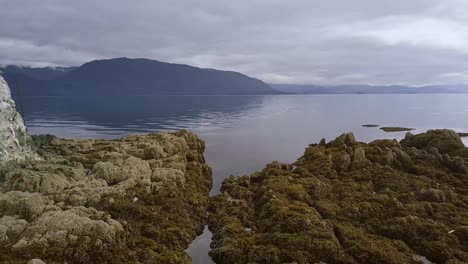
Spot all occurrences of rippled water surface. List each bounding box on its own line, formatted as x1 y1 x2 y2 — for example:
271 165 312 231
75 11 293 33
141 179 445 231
20 94 468 263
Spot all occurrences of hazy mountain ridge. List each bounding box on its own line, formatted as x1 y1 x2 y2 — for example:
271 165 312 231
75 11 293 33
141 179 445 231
0 65 77 80
0 58 278 96
272 84 468 94
3 59 468 96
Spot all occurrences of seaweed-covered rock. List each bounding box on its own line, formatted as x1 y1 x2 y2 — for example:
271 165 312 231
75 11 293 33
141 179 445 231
0 191 50 220
402 129 465 153
209 130 468 264
0 130 212 263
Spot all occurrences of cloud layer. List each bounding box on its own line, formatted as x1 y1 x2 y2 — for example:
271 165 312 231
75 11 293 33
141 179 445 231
1 0 467 85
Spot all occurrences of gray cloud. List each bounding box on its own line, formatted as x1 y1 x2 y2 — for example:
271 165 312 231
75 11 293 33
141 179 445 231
1 0 467 85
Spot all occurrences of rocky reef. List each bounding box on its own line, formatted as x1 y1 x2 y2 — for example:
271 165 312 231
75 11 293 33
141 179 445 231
0 72 212 264
0 131 212 263
208 130 468 264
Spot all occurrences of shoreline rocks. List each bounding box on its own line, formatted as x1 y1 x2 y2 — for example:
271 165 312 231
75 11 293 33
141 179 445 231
208 130 468 264
2 73 468 263
0 131 212 263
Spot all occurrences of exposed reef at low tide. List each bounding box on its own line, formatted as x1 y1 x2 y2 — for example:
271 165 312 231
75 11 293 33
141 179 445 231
208 129 468 264
0 131 212 263
380 127 415 132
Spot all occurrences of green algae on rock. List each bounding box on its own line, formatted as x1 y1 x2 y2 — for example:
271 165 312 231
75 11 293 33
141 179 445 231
208 130 468 264
0 130 212 263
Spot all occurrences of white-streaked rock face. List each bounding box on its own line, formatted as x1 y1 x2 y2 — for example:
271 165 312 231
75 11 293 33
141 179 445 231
0 75 40 163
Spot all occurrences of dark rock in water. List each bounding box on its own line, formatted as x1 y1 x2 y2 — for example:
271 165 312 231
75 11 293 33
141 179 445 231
362 124 379 127
380 127 415 132
208 130 468 264
458 132 468 138
402 129 465 153
0 130 212 263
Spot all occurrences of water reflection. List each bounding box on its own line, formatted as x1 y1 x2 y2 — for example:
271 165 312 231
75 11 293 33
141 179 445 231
21 95 267 138
186 226 213 264
22 94 468 193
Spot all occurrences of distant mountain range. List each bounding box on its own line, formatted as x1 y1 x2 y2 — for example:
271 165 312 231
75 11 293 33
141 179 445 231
271 84 468 94
0 58 277 96
2 58 468 96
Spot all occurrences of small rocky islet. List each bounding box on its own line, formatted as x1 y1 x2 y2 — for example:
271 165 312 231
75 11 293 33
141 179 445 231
380 127 415 132
1 75 468 263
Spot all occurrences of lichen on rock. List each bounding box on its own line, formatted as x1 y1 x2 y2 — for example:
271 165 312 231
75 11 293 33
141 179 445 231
0 130 212 263
208 130 468 264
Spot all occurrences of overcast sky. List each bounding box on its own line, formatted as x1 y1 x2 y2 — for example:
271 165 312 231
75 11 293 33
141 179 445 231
1 0 468 85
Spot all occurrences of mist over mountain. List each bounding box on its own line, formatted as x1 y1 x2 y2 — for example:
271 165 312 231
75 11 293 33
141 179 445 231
271 84 468 94
0 65 77 80
0 58 277 96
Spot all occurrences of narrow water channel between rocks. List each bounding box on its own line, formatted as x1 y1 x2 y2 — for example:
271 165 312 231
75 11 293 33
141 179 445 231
186 225 214 264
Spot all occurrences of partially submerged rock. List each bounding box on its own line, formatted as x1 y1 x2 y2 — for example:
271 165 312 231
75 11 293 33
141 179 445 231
0 130 212 263
380 127 415 132
208 130 468 264
362 124 379 128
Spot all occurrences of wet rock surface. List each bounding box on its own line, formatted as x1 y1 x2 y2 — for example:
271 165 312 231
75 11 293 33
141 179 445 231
0 130 212 263
208 130 468 264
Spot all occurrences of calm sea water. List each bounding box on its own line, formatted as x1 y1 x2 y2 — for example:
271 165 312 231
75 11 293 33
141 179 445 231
20 94 468 264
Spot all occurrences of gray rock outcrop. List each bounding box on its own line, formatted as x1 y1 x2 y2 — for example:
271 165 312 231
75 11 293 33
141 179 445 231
0 75 39 163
